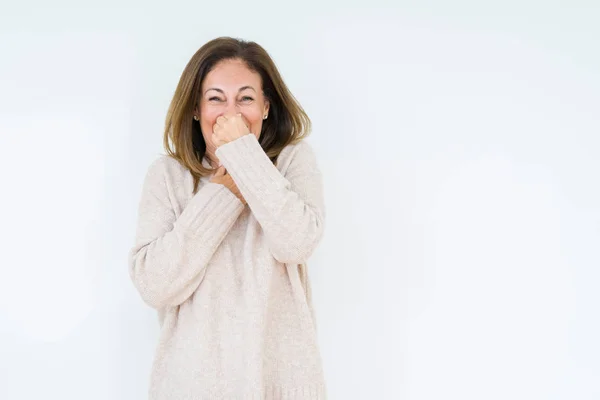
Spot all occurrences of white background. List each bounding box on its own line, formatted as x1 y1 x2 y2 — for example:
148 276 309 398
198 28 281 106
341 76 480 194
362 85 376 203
1 1 599 399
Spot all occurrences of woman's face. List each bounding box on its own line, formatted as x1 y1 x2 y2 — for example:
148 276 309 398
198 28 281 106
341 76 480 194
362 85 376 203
196 58 270 161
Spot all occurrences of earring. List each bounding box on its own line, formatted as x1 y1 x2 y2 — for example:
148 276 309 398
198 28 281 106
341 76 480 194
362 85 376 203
263 114 268 120
193 115 199 121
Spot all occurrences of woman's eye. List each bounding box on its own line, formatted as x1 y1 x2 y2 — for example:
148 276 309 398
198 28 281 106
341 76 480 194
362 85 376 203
208 97 223 102
241 96 254 102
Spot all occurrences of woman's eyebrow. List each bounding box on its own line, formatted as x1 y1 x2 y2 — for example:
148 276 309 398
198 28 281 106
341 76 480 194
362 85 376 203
204 88 224 95
238 86 256 93
204 86 256 95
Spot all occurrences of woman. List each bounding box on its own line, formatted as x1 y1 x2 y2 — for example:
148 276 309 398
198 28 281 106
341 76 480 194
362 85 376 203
128 37 326 399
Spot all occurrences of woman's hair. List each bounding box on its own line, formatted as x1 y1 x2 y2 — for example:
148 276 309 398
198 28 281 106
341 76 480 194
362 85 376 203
163 36 311 193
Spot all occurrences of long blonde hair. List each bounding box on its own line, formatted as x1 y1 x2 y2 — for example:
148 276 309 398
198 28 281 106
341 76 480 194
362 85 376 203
163 37 311 193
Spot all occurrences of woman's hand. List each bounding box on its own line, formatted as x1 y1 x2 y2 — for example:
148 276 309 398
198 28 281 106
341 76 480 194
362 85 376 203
211 113 250 148
209 166 246 205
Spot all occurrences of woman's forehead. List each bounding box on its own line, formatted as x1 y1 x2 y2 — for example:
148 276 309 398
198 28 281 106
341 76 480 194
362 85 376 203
203 59 262 90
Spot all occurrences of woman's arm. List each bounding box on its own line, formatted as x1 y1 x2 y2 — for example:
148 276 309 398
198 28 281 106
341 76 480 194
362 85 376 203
215 134 325 264
129 157 245 309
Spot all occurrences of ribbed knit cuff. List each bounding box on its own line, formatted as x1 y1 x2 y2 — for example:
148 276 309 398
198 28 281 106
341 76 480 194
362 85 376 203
174 181 244 238
215 134 288 205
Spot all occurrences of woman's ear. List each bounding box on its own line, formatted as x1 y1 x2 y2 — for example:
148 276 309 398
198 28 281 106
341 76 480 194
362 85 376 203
263 100 270 118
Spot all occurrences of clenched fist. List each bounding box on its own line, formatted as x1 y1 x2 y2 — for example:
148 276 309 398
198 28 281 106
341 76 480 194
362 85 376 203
209 166 246 205
211 113 251 148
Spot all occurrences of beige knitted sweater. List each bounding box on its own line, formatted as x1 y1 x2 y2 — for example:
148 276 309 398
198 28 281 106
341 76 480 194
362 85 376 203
129 133 326 399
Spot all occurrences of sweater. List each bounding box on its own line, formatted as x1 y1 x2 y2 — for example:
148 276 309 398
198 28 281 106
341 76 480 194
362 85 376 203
128 133 327 400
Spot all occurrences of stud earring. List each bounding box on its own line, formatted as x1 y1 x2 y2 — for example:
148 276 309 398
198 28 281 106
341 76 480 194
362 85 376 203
193 115 199 121
263 114 268 120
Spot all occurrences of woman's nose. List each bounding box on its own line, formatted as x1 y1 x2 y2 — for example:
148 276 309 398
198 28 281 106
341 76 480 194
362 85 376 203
224 101 239 116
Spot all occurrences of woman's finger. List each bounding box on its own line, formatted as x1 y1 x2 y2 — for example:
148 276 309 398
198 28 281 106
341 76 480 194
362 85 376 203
212 133 220 147
213 165 226 177
216 115 227 125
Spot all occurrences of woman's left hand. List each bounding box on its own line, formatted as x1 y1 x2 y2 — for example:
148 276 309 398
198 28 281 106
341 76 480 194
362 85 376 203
212 113 250 148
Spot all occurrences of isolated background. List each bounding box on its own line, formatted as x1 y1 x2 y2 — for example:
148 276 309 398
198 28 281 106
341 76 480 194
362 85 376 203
1 1 599 399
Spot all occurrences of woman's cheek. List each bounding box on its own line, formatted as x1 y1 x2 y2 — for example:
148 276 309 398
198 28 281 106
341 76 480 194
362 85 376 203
254 122 263 138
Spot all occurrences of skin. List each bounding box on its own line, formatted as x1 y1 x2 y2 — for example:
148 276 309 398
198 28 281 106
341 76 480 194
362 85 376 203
193 58 270 204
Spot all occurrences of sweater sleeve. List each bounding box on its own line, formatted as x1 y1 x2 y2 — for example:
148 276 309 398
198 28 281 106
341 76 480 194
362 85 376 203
128 157 245 309
215 134 325 264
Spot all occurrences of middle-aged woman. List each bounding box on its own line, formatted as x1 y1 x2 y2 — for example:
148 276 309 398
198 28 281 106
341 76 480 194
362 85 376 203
128 36 327 399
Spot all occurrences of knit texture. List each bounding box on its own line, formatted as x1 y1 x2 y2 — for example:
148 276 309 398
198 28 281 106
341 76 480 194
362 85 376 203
129 134 326 399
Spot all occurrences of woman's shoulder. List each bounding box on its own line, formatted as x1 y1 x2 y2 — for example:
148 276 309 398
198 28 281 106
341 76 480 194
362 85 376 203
279 138 318 162
278 138 319 171
282 137 314 155
143 154 190 184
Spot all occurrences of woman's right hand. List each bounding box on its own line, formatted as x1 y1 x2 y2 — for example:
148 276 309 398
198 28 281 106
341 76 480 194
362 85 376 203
210 166 247 205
